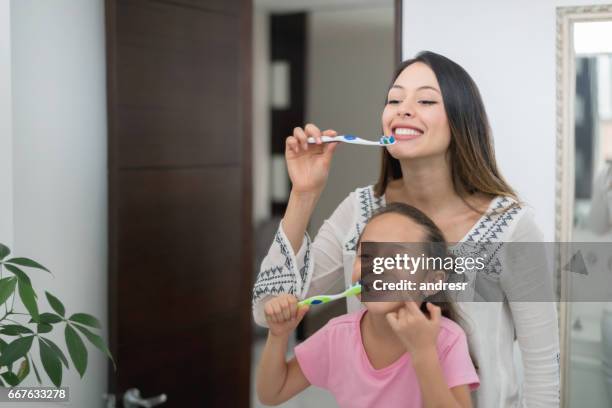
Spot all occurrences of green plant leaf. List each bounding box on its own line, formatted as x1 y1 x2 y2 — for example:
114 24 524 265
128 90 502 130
39 338 62 387
0 243 10 260
39 337 69 368
73 323 115 370
30 312 63 324
0 277 17 304
3 264 39 322
37 323 53 334
4 257 51 273
0 324 34 336
0 376 4 386
69 313 101 329
65 325 87 378
3 263 32 286
45 292 65 317
30 358 42 385
0 335 34 366
0 338 7 353
18 279 39 322
0 371 20 386
16 357 30 382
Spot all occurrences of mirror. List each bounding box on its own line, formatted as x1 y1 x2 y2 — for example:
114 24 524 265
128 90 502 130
557 5 612 407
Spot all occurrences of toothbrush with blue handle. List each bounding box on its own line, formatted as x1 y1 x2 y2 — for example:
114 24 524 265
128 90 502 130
307 134 395 146
298 282 362 306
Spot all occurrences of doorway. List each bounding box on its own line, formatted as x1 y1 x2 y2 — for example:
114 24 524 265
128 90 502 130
251 0 401 406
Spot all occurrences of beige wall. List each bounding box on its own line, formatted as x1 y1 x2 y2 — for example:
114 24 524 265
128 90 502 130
307 6 394 234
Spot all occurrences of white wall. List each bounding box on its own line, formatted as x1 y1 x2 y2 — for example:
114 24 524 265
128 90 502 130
7 1 108 407
0 0 13 246
402 0 612 241
308 5 394 233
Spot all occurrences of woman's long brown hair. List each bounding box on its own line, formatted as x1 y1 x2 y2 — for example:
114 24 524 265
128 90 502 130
374 51 518 213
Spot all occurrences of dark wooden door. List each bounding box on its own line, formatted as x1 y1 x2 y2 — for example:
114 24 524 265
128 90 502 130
105 0 252 406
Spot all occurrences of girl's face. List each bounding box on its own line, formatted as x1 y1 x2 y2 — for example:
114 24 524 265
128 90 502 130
381 62 451 160
352 213 441 315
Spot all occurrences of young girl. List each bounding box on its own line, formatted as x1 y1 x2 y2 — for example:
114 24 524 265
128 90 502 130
256 203 479 407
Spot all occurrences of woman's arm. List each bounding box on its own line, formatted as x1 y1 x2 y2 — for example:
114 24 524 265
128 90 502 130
283 124 339 252
252 124 350 326
501 209 561 406
283 190 320 252
507 301 560 405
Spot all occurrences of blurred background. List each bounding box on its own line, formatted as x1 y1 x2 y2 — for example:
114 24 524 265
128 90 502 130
1 0 612 407
251 1 395 406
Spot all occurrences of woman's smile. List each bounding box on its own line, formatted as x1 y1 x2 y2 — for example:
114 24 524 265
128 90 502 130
393 127 424 141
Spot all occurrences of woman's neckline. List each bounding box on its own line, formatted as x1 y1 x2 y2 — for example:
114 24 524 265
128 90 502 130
378 186 502 243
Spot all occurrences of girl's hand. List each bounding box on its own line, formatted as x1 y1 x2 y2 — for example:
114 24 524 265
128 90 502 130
264 294 310 338
386 302 441 354
285 124 339 194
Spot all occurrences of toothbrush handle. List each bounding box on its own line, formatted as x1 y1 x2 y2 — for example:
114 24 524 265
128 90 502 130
298 293 341 306
307 136 341 144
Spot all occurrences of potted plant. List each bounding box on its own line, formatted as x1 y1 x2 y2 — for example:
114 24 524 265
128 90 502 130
0 243 114 387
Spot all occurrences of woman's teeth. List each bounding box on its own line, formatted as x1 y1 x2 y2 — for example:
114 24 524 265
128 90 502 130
394 128 423 136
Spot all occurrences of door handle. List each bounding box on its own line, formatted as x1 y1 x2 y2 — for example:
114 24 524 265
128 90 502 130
123 388 167 407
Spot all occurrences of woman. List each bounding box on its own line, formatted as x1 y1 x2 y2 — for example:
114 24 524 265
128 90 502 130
252 51 560 407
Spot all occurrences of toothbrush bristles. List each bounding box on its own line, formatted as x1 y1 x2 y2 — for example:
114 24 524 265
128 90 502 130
379 136 395 145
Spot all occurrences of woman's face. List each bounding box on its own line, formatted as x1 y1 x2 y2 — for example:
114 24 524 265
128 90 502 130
352 213 431 315
382 62 451 160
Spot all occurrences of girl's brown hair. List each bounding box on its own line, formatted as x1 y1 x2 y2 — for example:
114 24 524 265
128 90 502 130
375 51 518 213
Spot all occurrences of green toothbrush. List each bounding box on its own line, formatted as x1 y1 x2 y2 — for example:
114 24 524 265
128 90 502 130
298 282 362 306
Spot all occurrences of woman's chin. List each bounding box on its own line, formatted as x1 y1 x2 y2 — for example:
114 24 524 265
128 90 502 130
387 144 425 160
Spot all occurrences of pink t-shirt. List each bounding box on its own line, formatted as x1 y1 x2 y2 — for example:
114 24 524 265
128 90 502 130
294 308 479 408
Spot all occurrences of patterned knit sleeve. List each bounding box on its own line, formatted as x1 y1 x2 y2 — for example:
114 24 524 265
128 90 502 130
500 208 561 407
252 192 356 327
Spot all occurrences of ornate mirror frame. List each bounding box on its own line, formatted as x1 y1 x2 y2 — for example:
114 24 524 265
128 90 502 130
556 4 612 407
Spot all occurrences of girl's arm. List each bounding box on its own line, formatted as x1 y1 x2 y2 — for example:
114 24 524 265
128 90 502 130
256 294 310 405
386 302 474 408
256 333 310 406
411 348 472 408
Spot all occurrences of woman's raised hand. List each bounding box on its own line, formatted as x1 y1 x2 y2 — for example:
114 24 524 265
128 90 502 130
285 123 339 194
